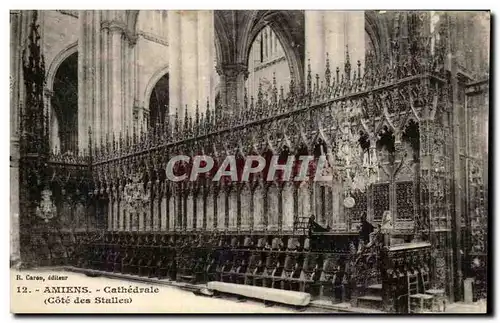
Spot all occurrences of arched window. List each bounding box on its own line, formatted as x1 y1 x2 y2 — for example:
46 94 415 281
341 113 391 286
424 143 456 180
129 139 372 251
365 31 377 58
275 33 279 56
270 32 274 55
51 52 78 154
246 26 291 102
259 35 264 63
149 73 169 127
264 30 268 59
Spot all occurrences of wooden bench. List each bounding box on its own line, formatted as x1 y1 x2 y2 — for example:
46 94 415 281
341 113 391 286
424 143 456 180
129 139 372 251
207 281 311 306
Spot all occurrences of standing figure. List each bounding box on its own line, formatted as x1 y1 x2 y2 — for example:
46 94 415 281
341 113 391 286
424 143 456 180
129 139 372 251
359 212 374 246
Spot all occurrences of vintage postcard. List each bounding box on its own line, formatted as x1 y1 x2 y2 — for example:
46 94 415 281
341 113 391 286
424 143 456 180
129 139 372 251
10 9 490 314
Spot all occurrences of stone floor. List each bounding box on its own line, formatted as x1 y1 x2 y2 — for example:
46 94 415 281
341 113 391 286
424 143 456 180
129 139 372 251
309 300 385 313
443 299 487 313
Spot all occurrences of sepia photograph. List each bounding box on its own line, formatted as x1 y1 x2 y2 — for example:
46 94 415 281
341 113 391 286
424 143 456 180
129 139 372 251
9 8 491 314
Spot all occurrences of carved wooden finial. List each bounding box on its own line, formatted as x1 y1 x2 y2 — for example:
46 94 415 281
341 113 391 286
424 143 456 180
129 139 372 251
325 52 331 87
345 44 351 81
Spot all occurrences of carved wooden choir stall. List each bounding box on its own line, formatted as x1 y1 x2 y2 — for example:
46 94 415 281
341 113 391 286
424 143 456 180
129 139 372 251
17 11 488 313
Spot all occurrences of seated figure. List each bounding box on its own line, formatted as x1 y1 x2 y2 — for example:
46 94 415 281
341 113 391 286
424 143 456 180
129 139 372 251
359 213 374 244
308 215 330 235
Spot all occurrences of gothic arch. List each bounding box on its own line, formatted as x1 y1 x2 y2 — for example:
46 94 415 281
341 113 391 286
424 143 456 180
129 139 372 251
214 13 232 65
144 65 170 114
147 71 170 127
239 11 305 86
46 43 78 154
365 11 391 61
51 52 79 154
45 41 78 92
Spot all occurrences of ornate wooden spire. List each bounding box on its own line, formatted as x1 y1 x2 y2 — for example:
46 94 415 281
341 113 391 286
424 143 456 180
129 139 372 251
21 10 48 157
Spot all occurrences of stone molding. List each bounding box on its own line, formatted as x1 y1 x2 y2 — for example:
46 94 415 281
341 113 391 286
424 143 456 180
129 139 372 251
137 31 168 47
254 55 286 72
56 10 78 18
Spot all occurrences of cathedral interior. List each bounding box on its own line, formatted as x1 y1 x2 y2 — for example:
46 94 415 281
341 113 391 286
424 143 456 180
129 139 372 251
10 10 490 313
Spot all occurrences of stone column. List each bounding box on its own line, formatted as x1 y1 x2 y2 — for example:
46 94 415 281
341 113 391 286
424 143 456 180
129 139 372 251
216 63 248 115
127 41 135 130
168 11 182 120
77 10 88 152
78 10 112 149
93 11 102 144
345 12 365 69
324 12 346 72
133 36 141 128
305 11 365 84
197 10 215 112
181 11 199 118
121 33 127 130
109 22 123 135
120 34 135 131
87 11 95 144
84 11 98 147
305 11 325 83
101 19 110 137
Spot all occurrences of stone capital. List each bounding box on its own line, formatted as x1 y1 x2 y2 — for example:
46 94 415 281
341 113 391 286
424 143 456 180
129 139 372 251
127 34 138 46
216 63 249 80
102 20 127 33
101 20 137 46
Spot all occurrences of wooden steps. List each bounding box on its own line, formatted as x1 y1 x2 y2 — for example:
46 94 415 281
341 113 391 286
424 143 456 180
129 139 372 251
357 295 383 310
357 284 383 310
365 283 382 297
